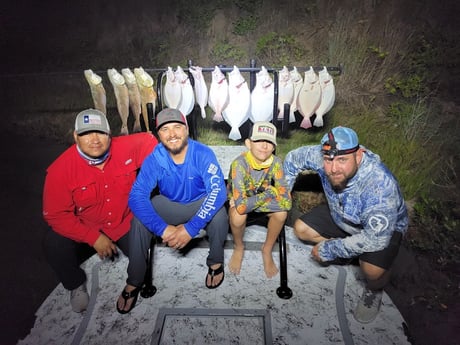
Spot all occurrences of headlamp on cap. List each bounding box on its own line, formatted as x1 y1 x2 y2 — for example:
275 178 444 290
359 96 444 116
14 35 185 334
321 130 359 159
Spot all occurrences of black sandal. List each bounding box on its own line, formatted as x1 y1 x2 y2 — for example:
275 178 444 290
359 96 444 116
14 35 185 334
205 264 225 289
116 286 141 314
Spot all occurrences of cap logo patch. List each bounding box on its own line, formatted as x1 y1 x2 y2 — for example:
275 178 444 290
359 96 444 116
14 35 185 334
84 114 102 125
257 125 274 135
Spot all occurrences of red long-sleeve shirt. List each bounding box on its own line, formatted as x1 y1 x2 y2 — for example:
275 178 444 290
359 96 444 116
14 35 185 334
42 132 157 245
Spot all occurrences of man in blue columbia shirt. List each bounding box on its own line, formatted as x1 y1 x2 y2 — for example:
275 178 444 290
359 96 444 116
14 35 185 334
116 108 228 314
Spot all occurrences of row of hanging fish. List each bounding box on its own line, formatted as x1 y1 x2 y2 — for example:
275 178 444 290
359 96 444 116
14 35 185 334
84 65 335 139
162 65 335 140
162 65 251 140
84 67 156 135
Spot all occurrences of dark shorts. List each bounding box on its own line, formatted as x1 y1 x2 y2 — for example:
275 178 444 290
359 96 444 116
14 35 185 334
299 204 402 269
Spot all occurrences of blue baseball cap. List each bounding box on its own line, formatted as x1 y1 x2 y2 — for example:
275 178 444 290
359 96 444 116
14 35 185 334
321 127 359 158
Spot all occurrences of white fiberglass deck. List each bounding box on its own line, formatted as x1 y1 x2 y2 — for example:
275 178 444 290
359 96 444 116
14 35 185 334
18 225 410 345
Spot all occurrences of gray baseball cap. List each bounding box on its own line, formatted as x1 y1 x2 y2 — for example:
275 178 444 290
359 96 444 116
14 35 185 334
75 109 111 135
155 108 187 130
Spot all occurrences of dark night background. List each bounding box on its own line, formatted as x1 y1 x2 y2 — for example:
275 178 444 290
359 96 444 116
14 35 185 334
1 1 459 344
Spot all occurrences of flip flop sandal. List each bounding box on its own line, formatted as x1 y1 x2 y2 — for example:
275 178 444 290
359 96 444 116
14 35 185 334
205 264 225 289
116 286 141 314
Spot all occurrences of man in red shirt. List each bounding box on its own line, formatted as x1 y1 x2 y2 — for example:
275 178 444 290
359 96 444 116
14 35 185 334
42 109 157 312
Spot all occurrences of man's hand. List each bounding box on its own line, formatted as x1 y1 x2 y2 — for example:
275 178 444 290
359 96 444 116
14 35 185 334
93 233 117 259
161 225 178 242
162 224 192 250
310 242 323 263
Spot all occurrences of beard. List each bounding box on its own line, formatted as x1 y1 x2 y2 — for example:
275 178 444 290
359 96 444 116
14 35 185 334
164 136 188 155
327 173 350 192
331 180 348 192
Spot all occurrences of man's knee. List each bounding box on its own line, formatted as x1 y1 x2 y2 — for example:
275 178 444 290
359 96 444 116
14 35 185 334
43 229 75 258
359 260 391 290
208 207 229 234
129 217 154 250
293 218 316 241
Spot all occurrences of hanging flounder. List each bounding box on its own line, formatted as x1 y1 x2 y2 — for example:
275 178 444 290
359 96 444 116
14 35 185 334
297 66 321 129
289 66 303 117
208 66 229 123
250 66 274 123
277 66 295 123
107 68 130 135
174 66 195 116
313 66 335 127
84 69 106 115
134 67 157 132
189 66 208 119
163 66 182 109
121 68 142 133
223 66 251 141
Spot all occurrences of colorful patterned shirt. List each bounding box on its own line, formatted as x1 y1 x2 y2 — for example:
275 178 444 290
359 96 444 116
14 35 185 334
227 151 292 214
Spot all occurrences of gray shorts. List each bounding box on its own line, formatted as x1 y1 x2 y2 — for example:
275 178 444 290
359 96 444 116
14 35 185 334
299 204 401 269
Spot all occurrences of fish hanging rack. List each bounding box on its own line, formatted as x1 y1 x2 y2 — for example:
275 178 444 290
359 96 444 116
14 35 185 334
113 60 341 301
143 59 343 139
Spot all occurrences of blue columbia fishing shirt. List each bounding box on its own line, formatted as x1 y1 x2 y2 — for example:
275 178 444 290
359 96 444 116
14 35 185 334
129 139 227 238
283 145 408 261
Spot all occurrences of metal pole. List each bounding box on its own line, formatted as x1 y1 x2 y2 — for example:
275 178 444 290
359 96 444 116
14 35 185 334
147 102 155 133
272 71 279 127
282 103 290 138
141 236 157 298
156 72 164 112
276 226 293 299
249 59 256 92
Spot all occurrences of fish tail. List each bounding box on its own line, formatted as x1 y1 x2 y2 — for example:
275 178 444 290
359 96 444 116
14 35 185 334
228 127 242 141
132 119 142 133
120 125 129 136
313 116 323 127
300 116 312 129
213 113 224 122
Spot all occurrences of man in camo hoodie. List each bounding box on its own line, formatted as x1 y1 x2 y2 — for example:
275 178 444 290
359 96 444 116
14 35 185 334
283 126 408 323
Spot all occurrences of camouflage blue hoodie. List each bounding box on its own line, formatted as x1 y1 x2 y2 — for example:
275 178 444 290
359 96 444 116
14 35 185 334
283 145 408 261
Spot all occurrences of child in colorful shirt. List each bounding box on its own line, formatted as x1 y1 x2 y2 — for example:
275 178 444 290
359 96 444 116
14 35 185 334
227 122 292 278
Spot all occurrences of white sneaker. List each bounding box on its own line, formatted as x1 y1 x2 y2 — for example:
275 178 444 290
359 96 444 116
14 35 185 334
353 287 382 323
70 283 89 313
